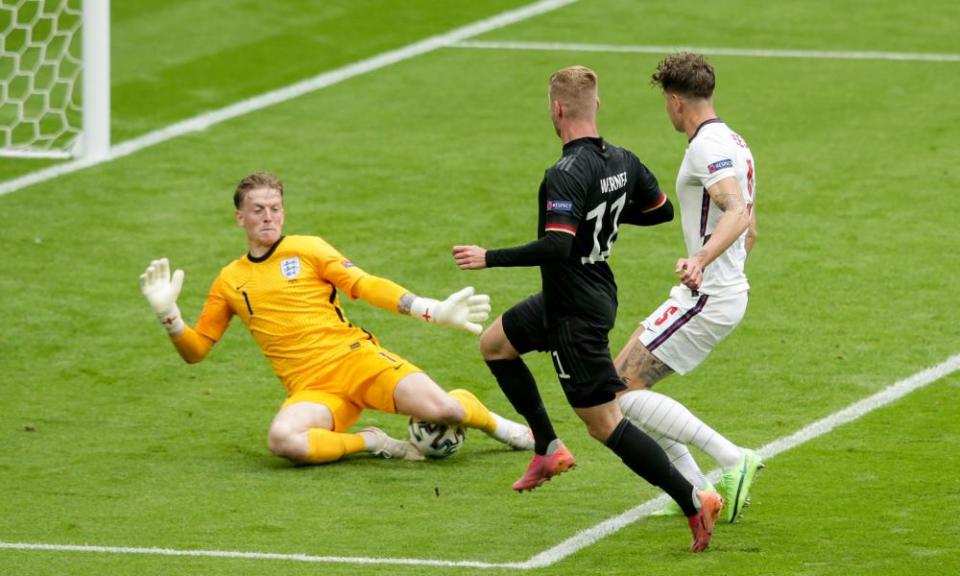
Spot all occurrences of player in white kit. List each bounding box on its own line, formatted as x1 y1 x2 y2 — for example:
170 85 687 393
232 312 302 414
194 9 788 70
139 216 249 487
614 53 764 523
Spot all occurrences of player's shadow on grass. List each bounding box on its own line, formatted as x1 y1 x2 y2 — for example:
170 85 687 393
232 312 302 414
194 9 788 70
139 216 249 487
227 441 531 473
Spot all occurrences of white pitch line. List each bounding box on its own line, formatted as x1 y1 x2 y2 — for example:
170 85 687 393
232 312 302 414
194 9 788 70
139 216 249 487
3 353 958 569
0 542 522 570
0 0 578 199
520 353 960 569
450 40 960 63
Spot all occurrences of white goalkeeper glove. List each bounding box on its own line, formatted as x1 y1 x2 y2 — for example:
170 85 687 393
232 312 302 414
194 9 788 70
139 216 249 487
139 258 186 335
409 286 491 335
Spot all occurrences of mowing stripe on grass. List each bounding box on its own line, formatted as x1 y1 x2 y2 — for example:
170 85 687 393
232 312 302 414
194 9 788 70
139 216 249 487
2 353 957 569
0 0 578 199
450 40 960 62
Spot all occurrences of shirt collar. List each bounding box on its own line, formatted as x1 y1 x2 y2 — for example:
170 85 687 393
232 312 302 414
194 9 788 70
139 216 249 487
563 136 605 152
689 118 724 143
247 235 286 263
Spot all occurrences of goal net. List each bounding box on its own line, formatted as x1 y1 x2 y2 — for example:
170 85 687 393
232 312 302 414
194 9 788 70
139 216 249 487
0 0 109 160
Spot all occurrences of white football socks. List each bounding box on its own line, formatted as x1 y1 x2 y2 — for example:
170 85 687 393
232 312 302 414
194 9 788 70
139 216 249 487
489 413 535 450
619 389 741 469
656 436 712 490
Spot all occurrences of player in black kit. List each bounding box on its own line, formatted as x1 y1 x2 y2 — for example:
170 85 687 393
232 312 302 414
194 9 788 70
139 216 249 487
453 66 722 552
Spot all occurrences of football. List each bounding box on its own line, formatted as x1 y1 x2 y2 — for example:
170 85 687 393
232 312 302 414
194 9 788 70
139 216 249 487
408 418 465 458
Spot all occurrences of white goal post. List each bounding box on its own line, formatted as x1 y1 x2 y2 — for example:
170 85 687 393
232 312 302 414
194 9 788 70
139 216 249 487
0 0 110 160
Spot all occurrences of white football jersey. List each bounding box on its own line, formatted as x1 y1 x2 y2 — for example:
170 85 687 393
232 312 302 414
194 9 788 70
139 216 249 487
675 119 755 296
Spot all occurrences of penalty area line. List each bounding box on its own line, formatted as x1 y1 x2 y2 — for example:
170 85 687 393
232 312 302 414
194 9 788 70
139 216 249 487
449 40 960 63
1 354 957 569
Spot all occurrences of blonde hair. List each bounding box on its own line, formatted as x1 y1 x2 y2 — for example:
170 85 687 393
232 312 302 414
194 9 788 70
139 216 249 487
549 65 598 120
234 171 284 208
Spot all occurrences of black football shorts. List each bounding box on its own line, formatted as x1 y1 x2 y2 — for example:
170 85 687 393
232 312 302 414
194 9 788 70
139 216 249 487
502 293 625 408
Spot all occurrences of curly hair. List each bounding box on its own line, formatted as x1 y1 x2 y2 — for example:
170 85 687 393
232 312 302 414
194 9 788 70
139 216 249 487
651 53 715 99
234 171 284 208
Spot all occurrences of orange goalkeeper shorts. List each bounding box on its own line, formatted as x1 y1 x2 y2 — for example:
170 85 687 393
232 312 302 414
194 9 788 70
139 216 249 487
281 340 421 432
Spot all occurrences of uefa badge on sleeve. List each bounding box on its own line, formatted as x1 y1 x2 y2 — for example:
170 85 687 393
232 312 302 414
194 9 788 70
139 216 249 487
280 257 301 280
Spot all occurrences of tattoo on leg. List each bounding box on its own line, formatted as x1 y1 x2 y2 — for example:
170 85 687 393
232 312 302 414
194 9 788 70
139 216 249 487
617 343 673 388
640 357 673 387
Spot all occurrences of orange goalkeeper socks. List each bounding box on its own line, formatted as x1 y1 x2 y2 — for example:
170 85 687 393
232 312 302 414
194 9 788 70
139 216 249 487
448 388 496 434
305 428 366 463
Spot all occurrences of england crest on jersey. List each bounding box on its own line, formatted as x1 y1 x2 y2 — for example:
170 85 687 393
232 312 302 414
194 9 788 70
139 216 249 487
280 256 301 279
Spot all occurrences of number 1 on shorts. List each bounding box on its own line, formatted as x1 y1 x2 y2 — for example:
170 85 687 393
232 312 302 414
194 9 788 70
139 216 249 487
551 350 571 380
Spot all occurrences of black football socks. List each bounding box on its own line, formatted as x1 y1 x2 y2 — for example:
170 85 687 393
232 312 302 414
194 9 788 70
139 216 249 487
606 418 698 516
485 358 558 455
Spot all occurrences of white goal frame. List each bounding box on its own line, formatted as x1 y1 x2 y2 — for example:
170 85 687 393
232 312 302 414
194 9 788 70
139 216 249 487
0 0 109 160
81 0 109 160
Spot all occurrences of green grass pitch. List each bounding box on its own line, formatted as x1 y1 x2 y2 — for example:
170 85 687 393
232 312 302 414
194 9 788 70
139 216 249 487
1 1 959 575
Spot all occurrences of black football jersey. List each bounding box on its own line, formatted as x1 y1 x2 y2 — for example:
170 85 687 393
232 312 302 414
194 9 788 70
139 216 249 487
537 137 663 325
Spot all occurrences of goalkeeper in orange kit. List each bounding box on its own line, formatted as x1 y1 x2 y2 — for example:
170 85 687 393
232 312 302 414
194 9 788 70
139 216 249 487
140 171 533 464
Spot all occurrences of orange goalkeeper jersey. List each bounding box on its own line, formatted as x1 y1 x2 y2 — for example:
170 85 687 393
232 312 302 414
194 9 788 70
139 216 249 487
192 235 385 394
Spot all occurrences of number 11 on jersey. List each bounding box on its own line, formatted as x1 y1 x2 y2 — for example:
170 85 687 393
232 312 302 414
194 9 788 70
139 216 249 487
581 194 626 264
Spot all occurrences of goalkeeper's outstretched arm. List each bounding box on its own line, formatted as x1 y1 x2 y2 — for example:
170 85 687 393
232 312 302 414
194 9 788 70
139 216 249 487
352 275 491 335
139 258 215 363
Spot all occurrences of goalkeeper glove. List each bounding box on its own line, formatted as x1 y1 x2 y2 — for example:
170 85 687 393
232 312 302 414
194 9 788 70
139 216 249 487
409 286 491 335
139 258 185 335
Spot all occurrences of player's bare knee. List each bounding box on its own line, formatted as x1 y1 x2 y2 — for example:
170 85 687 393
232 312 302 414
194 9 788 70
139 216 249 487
585 421 613 443
478 328 501 359
480 324 516 361
267 422 304 459
577 410 621 444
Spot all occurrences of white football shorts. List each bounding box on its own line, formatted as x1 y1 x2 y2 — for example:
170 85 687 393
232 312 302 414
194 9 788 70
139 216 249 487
637 285 748 375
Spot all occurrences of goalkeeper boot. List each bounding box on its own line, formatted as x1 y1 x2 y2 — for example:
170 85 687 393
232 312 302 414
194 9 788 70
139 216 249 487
652 481 716 517
363 427 425 461
512 440 575 492
718 448 764 523
490 413 535 450
688 491 723 552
